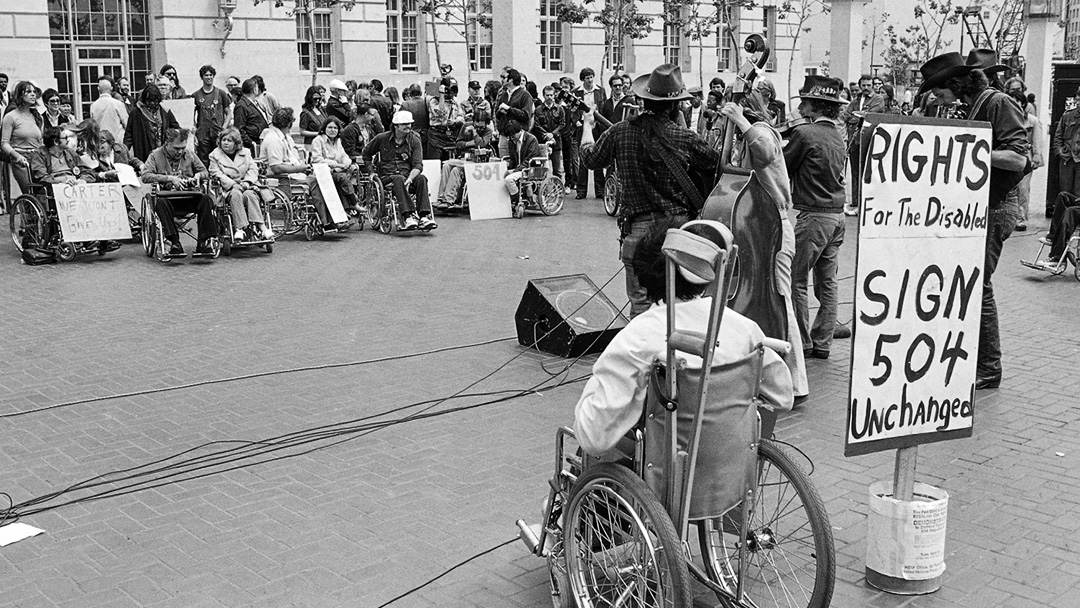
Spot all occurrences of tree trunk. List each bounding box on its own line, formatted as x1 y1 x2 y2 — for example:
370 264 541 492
431 13 443 78
308 3 318 87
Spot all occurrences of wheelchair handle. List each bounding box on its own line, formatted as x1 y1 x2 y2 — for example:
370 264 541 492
669 330 708 360
761 337 791 356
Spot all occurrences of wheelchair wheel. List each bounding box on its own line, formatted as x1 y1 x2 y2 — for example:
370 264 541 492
538 176 565 216
140 197 156 257
264 241 273 254
367 179 385 230
266 189 293 238
603 173 620 217
221 237 232 257
152 212 171 262
696 439 835 608
10 195 46 252
563 463 692 608
56 241 77 262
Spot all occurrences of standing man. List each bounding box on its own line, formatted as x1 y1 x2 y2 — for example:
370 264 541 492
574 67 606 200
784 75 849 361
325 79 354 125
0 73 9 114
495 69 534 158
532 85 566 180
369 79 394 134
232 77 268 153
462 80 491 125
844 74 884 215
192 65 232 165
580 64 719 318
1054 86 1080 201
114 76 134 114
919 52 1030 390
90 76 129 144
559 76 580 193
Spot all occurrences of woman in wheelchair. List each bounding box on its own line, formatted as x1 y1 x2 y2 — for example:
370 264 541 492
573 219 793 456
262 107 347 233
209 127 273 241
309 117 361 213
92 130 142 180
142 127 219 256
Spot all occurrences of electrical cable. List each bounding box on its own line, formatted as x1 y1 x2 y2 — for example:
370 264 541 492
374 538 518 608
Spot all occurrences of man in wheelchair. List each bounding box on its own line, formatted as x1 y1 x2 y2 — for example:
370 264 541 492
573 219 793 456
361 110 437 231
503 122 543 210
433 110 495 210
142 127 219 256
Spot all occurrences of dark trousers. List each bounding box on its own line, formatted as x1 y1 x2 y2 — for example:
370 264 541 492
561 135 577 188
382 174 431 217
1048 192 1080 260
977 207 1016 380
195 130 219 167
577 165 606 198
154 193 219 242
1060 159 1080 199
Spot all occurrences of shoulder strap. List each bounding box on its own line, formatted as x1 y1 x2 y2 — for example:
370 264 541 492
653 136 705 214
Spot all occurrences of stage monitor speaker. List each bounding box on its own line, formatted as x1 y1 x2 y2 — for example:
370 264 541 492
515 274 629 358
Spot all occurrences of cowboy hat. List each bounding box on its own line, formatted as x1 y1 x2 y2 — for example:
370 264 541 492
966 48 1009 74
917 52 977 97
631 64 693 102
797 75 848 104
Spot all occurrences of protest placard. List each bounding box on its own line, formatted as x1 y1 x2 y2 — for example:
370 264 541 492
311 164 349 224
465 160 512 220
846 115 991 457
52 182 133 241
162 98 195 130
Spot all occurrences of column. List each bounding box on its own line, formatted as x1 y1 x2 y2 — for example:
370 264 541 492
829 0 865 83
491 0 540 79
1025 17 1061 212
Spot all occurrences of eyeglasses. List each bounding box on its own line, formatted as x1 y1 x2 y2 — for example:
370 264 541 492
46 99 60 104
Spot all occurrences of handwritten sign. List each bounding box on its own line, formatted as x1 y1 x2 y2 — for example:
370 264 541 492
845 115 990 457
465 160 512 220
311 163 349 224
52 182 133 241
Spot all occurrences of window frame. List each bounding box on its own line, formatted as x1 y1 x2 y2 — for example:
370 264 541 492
295 1 335 73
386 0 420 73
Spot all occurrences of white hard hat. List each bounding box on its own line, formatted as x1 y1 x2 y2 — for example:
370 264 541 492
329 79 347 91
392 110 414 125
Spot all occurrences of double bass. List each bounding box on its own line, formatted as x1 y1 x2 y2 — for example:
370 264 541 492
699 34 787 343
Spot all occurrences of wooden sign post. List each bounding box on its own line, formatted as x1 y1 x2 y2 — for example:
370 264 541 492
847 114 991 593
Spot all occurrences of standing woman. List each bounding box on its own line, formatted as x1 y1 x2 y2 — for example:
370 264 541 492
41 89 71 129
124 85 180 162
298 86 326 146
1 81 44 193
309 117 359 212
209 127 272 241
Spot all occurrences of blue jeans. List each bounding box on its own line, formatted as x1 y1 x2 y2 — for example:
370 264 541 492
977 206 1015 379
792 211 845 354
621 212 689 318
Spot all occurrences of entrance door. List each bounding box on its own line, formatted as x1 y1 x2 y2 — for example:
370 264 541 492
75 47 126 119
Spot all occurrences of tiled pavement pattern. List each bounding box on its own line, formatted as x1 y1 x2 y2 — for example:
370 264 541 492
0 197 1076 608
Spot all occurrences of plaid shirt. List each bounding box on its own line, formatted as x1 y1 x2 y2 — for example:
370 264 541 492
581 116 719 221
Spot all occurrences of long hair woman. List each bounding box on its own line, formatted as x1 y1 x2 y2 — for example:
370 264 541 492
1 81 44 193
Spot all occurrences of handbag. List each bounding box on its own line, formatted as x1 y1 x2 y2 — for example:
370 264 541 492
22 247 56 265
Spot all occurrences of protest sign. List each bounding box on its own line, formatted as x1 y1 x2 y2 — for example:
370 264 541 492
846 115 991 457
52 182 133 241
465 160 512 220
311 164 349 224
162 98 195 130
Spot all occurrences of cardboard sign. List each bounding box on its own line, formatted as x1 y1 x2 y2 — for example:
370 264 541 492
311 163 349 223
845 115 991 457
423 159 441 206
162 98 195 129
52 182 133 241
465 160 512 220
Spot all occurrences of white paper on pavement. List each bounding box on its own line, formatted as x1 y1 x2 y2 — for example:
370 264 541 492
312 163 349 223
0 522 44 548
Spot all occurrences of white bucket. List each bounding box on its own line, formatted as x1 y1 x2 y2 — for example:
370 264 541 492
865 480 949 594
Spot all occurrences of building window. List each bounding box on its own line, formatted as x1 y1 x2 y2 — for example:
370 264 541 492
296 0 333 72
540 0 563 71
663 20 681 67
387 0 419 72
718 4 739 72
762 6 776 72
467 0 492 72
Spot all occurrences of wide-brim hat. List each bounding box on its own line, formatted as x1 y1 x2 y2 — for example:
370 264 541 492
631 64 693 102
798 75 848 104
917 52 977 97
966 48 1009 75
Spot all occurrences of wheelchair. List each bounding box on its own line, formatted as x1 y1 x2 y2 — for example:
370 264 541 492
139 178 221 262
517 228 835 608
9 183 122 262
435 147 493 214
364 171 436 236
209 179 275 256
1021 231 1080 281
510 154 565 219
603 163 621 217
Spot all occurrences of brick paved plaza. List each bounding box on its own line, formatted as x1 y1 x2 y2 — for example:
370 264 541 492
0 197 1077 608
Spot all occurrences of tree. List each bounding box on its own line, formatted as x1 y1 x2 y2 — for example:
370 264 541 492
662 0 723 87
556 0 654 80
418 0 493 82
777 0 829 105
253 0 358 87
881 25 913 87
899 0 962 66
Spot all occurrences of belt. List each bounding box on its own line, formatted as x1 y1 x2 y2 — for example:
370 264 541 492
629 210 688 223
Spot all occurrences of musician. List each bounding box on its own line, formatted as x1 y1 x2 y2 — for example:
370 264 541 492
720 91 809 400
580 64 720 318
573 218 792 455
784 75 848 361
532 85 566 180
918 52 1030 390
